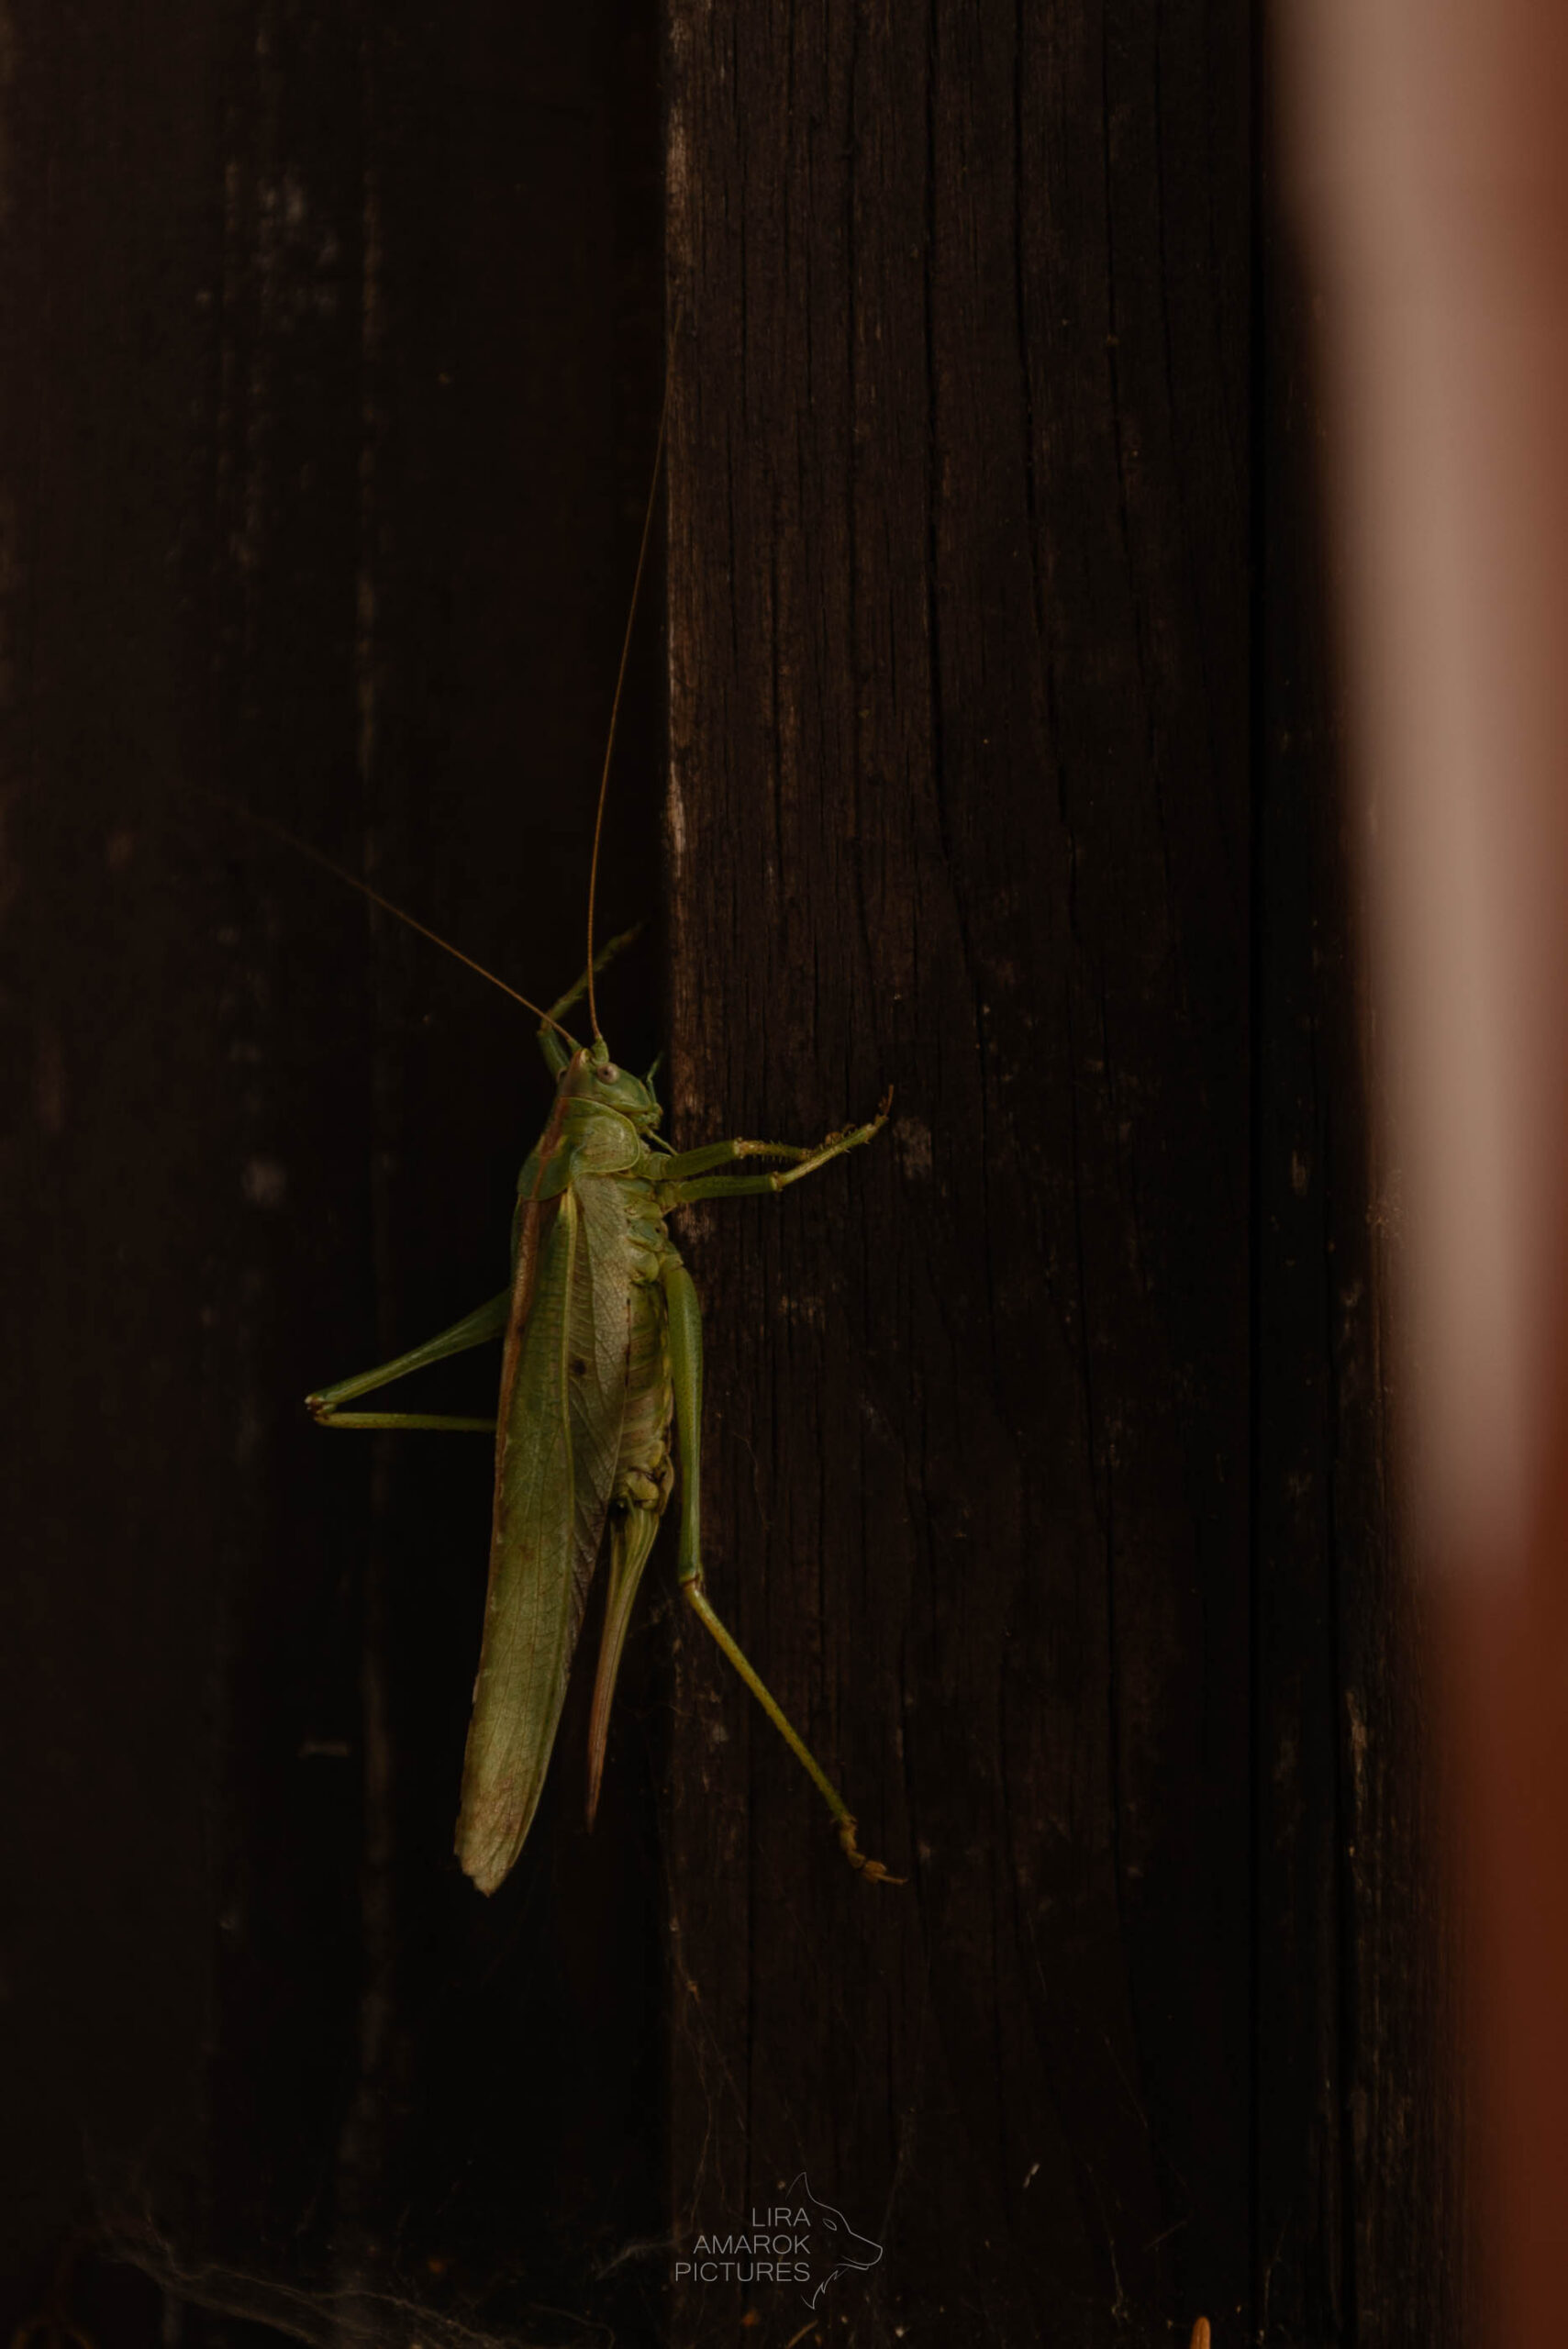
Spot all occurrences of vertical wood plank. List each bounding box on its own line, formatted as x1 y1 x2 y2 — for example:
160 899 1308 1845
665 2 1252 2337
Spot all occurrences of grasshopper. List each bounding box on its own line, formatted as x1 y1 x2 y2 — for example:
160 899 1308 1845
303 419 898 1896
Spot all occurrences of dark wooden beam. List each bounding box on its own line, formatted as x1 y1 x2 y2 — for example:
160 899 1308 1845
665 3 1252 2337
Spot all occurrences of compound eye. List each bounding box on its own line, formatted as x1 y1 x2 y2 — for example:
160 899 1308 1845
595 1062 620 1083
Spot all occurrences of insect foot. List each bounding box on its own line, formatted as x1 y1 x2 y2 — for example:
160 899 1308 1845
838 1815 906 1885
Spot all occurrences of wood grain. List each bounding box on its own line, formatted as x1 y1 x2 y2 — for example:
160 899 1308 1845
663 2 1467 2343
666 1 1251 2338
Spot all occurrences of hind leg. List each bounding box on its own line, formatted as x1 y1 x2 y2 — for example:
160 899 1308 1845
660 1253 900 1882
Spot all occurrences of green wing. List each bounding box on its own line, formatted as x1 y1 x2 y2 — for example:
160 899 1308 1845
455 1170 635 1893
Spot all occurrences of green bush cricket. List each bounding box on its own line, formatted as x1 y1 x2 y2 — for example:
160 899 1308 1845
302 417 899 1895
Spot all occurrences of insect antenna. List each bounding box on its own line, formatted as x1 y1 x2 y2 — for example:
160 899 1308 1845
204 792 576 1040
584 372 670 1042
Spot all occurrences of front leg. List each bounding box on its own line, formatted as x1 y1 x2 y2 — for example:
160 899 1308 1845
657 1091 891 1205
660 1253 900 1882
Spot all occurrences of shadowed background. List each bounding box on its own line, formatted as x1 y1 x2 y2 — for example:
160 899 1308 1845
2 4 665 2343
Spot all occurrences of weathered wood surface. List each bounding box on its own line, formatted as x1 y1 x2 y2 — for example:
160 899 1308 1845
663 4 1467 2346
0 1 1467 2345
664 3 1251 2339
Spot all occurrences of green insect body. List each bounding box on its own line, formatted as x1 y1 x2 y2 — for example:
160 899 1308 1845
461 1040 672 1890
307 963 895 1896
299 391 896 1894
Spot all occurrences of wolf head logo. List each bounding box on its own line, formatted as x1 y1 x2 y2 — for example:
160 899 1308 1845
787 2172 884 2310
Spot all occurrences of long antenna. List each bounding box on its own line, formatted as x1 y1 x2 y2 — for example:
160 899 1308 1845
206 794 576 1040
584 372 671 1041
